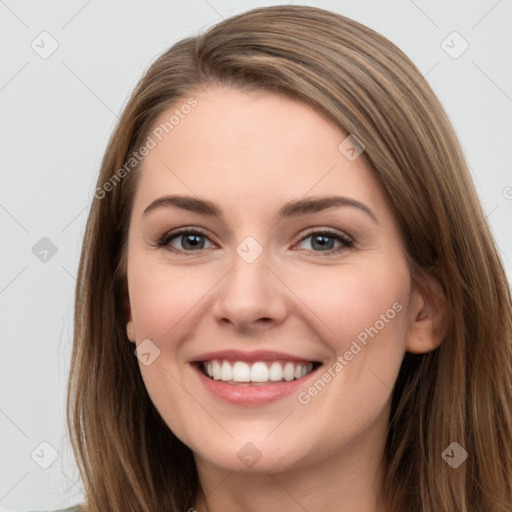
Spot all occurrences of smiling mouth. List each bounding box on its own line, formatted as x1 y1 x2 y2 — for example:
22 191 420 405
197 359 322 385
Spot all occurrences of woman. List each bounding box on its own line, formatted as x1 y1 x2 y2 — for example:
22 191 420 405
53 4 512 512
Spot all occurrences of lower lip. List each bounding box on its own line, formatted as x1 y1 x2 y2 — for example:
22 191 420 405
193 364 320 406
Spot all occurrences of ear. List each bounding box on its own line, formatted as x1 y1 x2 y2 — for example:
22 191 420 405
125 296 136 343
406 276 448 354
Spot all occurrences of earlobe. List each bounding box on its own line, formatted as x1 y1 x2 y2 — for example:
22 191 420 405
406 278 448 354
125 296 136 343
126 318 136 343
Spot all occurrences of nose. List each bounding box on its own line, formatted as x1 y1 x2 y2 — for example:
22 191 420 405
212 248 288 334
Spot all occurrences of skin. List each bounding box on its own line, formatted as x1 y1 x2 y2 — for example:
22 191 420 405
125 87 445 512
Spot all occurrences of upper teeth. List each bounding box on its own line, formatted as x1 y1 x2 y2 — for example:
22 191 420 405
204 360 314 383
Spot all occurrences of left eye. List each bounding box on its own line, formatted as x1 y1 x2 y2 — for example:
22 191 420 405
296 229 353 253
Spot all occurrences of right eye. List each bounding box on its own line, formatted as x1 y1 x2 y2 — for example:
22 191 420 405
156 228 215 254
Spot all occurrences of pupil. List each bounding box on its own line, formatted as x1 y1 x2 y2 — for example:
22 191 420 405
312 235 333 251
183 234 203 250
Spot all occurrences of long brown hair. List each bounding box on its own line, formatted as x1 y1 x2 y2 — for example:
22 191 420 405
67 5 512 511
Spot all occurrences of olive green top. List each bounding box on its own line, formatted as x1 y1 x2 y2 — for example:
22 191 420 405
27 508 81 512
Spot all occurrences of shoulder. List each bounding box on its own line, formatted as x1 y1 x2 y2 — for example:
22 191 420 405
25 507 82 512
0 503 84 512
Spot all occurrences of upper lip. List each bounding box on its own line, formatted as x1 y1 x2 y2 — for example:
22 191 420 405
190 349 321 364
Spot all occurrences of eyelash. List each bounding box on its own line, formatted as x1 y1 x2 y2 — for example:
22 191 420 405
154 227 354 256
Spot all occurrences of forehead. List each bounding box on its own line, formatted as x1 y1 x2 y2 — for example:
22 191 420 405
132 87 387 218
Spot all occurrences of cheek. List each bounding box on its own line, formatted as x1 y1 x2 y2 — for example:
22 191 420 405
286 259 411 428
127 256 216 340
126 257 212 440
289 261 410 352
285 262 409 454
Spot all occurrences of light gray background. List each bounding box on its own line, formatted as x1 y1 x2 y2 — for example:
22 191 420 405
1 1 511 510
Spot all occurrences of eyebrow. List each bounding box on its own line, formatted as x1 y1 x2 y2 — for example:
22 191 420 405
143 194 378 223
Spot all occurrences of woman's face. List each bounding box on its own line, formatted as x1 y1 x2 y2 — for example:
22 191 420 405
125 86 421 474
